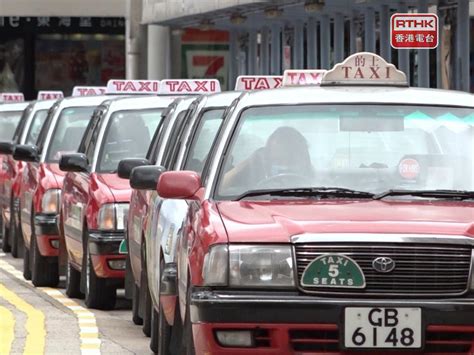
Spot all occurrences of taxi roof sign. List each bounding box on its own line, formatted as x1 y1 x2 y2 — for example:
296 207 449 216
321 52 408 87
106 80 160 94
282 70 327 87
72 86 107 97
0 93 24 103
159 79 221 95
37 91 64 101
235 76 283 91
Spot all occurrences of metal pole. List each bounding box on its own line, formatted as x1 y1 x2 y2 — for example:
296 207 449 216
334 13 344 63
260 27 269 74
350 11 357 54
436 10 444 89
125 0 142 79
364 6 375 53
247 29 258 75
229 30 238 89
417 0 429 87
293 22 304 69
457 0 470 91
147 25 170 79
307 17 318 68
270 23 281 75
380 4 391 62
397 1 410 83
320 15 330 69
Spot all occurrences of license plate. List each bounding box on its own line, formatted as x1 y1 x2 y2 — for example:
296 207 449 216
344 307 422 349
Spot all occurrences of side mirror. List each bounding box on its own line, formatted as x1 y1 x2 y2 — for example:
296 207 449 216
0 141 15 155
130 165 166 190
59 153 89 173
157 171 202 200
13 144 39 162
117 158 150 180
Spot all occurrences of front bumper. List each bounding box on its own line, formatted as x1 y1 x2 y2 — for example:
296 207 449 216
190 289 474 354
34 214 59 257
88 231 126 279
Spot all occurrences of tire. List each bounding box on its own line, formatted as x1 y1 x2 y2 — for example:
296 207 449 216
23 241 31 280
183 282 195 355
10 209 23 258
84 238 116 310
151 259 171 355
132 284 143 325
65 253 83 299
31 233 59 287
142 263 152 337
2 211 11 253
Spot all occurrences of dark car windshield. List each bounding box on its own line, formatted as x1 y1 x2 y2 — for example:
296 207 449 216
97 108 164 172
25 109 49 145
45 106 96 162
0 111 23 141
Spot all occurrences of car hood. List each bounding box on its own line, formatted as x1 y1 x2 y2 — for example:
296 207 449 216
216 199 474 243
96 173 131 202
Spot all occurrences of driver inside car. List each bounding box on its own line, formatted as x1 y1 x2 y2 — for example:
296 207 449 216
222 126 314 192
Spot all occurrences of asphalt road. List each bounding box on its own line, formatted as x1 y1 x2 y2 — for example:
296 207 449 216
0 249 152 355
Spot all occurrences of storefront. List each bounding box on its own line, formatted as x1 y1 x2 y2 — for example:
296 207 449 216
0 16 125 99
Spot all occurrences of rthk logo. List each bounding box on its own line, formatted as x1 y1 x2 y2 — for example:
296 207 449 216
391 13 438 49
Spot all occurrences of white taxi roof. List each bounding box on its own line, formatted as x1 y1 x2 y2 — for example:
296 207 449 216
0 102 29 112
100 95 179 113
54 95 112 108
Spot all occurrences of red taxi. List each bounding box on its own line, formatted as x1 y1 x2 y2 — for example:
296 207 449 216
14 89 108 286
0 93 62 256
155 53 474 354
59 79 183 309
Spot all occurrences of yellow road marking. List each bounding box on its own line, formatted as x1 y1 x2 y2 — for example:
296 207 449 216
0 283 45 355
0 305 15 355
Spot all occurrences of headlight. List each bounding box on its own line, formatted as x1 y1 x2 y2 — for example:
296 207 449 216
202 244 295 288
41 189 61 214
97 203 129 231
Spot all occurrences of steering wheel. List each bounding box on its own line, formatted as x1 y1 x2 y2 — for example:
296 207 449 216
256 173 313 189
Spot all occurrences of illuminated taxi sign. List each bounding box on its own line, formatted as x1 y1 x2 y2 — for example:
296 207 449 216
106 79 161 94
0 93 24 103
159 79 221 95
235 76 283 91
282 70 327 87
321 52 408 87
72 86 107 97
37 91 64 100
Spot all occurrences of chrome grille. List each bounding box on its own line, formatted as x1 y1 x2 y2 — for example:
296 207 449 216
294 243 472 296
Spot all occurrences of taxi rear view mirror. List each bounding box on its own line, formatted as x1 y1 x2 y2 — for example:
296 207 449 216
117 158 151 180
157 171 202 200
59 153 89 173
130 165 166 190
340 115 404 132
13 144 39 162
0 141 15 155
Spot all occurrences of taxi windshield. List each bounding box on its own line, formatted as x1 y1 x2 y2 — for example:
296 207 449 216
25 109 49 145
216 104 474 199
97 108 164 172
45 106 96 162
0 111 23 141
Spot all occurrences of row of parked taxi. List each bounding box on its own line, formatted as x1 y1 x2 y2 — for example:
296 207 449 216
1 52 474 355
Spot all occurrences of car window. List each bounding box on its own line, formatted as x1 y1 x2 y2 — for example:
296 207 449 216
0 111 23 141
182 108 225 175
97 108 163 172
45 106 96 162
216 104 474 198
82 108 105 161
12 104 33 143
25 109 49 145
160 110 190 168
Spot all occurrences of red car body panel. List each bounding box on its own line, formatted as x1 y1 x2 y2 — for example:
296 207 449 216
2 157 24 223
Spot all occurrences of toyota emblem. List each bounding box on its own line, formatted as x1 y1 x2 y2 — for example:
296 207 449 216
372 257 396 273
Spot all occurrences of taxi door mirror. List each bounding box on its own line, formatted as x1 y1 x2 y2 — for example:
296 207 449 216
157 171 202 200
117 158 151 180
59 153 89 173
13 144 39 162
0 141 15 155
130 165 166 190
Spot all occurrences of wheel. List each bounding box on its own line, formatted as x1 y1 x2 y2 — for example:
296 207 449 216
151 259 171 355
31 233 59 287
65 253 83 298
84 239 116 310
10 209 23 258
2 210 11 253
132 284 143 325
23 241 31 280
141 261 152 337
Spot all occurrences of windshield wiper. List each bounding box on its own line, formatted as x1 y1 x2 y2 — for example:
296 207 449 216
235 187 375 201
373 189 474 200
